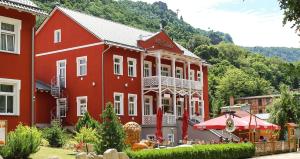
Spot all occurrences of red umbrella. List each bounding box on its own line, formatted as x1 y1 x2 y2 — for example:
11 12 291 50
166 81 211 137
241 116 280 130
193 115 249 130
182 109 189 140
155 107 163 143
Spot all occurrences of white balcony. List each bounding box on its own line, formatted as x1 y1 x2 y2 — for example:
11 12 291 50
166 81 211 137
144 76 202 91
142 115 176 125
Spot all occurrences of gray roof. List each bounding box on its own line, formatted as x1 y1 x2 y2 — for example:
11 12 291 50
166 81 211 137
36 80 51 91
57 7 199 59
0 0 47 15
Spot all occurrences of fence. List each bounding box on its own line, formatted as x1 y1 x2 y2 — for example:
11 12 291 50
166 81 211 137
254 139 297 156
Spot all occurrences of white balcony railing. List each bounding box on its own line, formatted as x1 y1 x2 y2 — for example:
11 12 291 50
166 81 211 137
144 76 202 91
142 115 176 125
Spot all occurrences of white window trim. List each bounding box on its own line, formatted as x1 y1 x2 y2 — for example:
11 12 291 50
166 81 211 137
144 61 152 77
161 64 171 77
76 96 88 116
128 94 137 116
54 29 61 43
114 92 124 115
176 67 183 79
144 95 153 115
189 70 195 81
0 16 21 54
167 134 175 142
56 59 67 88
76 56 87 76
127 57 137 77
0 78 20 116
197 71 202 82
113 55 123 75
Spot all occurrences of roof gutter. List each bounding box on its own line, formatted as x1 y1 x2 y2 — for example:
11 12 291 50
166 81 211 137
101 44 112 112
31 26 35 126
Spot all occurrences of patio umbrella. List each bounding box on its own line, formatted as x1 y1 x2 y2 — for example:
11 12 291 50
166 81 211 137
182 108 189 140
193 114 249 130
241 115 280 130
155 107 163 143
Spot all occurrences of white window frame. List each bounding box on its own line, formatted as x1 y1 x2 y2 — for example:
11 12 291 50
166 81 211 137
144 95 153 115
144 61 152 77
76 96 88 116
114 92 124 115
161 64 171 77
189 70 195 81
198 100 203 116
162 97 171 114
0 78 20 116
113 55 123 75
54 29 61 43
76 56 87 76
128 94 137 116
0 16 21 54
190 100 195 116
167 134 175 142
57 98 67 117
176 100 183 117
197 71 202 82
176 67 183 79
56 59 67 88
127 57 137 77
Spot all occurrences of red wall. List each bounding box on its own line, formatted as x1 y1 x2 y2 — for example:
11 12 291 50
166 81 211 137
0 6 35 131
202 66 210 120
35 91 56 124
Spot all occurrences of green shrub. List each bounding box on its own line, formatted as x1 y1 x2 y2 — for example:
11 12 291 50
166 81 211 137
94 102 125 154
43 121 67 147
0 124 42 159
75 112 100 132
75 127 98 153
126 143 255 159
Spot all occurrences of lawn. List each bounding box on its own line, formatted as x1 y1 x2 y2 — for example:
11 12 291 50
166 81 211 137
30 146 77 159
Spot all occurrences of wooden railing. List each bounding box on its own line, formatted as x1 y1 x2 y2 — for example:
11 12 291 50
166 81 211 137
254 140 297 156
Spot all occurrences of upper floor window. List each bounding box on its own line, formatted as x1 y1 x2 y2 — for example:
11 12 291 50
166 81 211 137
0 16 21 54
114 92 124 115
189 70 194 80
176 67 183 78
54 29 61 43
161 65 171 77
197 71 202 82
128 58 137 77
0 78 20 115
144 61 152 77
77 96 87 116
113 55 123 75
128 94 137 116
77 56 87 76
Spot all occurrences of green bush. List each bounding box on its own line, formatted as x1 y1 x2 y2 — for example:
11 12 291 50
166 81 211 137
75 127 98 153
43 121 67 147
0 124 42 159
126 143 255 159
75 112 100 132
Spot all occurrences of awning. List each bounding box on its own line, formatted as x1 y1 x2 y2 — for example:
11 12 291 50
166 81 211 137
241 116 280 130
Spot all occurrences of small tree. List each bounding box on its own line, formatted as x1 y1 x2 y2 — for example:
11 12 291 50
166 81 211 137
75 112 100 132
43 120 67 147
75 127 98 153
95 102 125 154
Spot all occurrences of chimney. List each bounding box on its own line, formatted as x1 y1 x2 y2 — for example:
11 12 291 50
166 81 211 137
230 96 234 106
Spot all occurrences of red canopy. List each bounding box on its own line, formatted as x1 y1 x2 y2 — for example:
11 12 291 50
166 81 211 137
193 115 249 130
241 116 280 130
182 109 189 140
155 107 163 143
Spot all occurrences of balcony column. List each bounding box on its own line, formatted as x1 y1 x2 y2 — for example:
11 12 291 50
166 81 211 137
199 62 204 121
172 58 176 117
141 53 145 119
156 52 162 109
187 62 192 117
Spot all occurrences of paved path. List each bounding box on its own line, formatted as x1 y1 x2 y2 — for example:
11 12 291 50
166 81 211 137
251 152 300 159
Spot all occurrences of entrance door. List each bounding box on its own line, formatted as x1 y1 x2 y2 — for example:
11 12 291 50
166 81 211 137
56 60 66 88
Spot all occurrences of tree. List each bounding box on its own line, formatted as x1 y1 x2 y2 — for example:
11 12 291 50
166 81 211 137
279 0 300 34
75 112 100 132
268 84 300 140
95 102 125 154
210 97 224 117
186 35 211 52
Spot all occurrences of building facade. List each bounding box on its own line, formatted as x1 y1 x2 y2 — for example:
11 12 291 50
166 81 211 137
0 0 45 131
35 7 209 141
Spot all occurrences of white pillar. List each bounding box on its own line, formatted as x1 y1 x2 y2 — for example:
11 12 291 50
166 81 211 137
172 58 176 117
199 63 204 121
157 52 162 109
141 53 145 121
187 62 192 117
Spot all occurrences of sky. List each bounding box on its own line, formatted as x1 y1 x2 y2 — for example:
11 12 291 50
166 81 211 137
133 0 300 48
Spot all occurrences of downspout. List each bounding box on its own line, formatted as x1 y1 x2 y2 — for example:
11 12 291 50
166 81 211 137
31 27 35 126
101 44 112 112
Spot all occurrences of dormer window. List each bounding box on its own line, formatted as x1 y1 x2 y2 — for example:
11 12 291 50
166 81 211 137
0 16 21 54
54 29 61 43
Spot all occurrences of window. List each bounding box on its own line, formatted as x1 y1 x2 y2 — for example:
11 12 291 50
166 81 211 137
144 96 153 115
198 100 203 116
190 101 195 116
128 94 137 116
77 96 87 116
144 61 152 77
54 29 61 43
177 100 183 117
56 60 66 88
57 98 67 117
114 93 124 115
168 134 174 142
146 135 156 141
162 98 171 114
0 78 20 115
77 56 87 76
176 67 183 78
113 55 123 75
128 58 137 77
189 70 194 80
197 71 202 82
0 16 21 54
161 65 171 76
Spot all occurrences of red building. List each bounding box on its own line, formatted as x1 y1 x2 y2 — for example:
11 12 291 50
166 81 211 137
0 0 45 131
35 7 209 142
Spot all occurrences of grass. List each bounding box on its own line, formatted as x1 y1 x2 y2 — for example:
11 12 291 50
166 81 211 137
30 146 77 159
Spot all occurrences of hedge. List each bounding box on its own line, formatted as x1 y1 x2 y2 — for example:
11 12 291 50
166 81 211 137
126 143 255 159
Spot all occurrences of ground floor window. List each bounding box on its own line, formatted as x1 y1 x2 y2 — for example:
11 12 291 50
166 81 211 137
0 78 20 115
177 100 183 117
144 96 153 115
114 92 124 115
167 134 174 142
77 96 87 116
128 94 137 116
